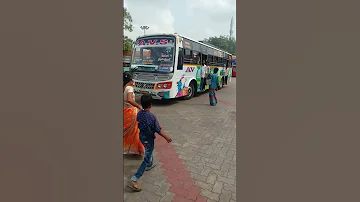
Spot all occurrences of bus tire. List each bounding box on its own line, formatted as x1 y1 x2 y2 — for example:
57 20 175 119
183 81 196 100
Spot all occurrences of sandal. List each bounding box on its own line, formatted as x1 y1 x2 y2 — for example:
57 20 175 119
128 181 142 192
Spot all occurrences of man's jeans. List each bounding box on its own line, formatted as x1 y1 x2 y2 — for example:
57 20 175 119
131 138 154 182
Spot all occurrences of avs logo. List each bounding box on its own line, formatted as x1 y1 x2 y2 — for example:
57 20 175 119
137 39 169 46
185 67 195 72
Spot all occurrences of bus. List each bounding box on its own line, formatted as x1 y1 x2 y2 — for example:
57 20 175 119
123 50 132 71
123 56 131 70
127 33 233 100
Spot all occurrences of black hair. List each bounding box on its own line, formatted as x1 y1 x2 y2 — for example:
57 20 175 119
123 72 133 87
140 94 153 109
214 68 218 74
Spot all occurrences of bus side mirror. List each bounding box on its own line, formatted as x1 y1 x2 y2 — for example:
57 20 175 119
177 50 184 70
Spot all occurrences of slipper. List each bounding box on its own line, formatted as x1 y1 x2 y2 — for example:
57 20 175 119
127 183 142 192
145 164 156 171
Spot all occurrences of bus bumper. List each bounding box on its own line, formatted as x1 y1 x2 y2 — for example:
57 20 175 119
134 89 171 100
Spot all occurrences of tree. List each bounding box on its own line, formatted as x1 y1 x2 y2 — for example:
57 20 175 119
123 36 133 52
202 17 236 55
123 7 133 52
203 35 236 55
124 7 133 32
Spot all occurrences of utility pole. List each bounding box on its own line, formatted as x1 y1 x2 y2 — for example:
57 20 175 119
140 25 149 35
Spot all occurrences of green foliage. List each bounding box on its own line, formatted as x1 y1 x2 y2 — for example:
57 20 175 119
123 36 133 52
123 7 133 52
203 35 236 55
124 7 133 32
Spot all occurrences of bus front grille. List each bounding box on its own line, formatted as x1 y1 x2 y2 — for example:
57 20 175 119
135 82 155 89
133 73 173 82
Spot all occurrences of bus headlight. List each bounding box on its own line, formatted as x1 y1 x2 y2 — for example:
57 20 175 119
155 82 172 89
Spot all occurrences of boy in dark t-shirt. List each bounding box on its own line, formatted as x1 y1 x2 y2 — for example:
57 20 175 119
129 94 172 191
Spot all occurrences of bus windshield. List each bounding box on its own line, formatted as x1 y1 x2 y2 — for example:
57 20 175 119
131 36 175 73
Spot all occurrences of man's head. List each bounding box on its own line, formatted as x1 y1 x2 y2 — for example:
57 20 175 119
140 94 153 109
214 68 219 74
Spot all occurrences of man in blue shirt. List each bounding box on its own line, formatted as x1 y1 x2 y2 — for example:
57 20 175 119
129 94 172 191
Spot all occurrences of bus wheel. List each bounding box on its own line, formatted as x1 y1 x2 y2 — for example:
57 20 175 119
183 81 196 100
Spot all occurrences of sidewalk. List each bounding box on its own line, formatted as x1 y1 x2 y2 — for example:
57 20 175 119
124 78 237 202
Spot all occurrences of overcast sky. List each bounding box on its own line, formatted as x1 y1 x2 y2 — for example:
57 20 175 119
124 0 236 41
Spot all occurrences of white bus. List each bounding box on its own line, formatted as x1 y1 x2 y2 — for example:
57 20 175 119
127 33 233 100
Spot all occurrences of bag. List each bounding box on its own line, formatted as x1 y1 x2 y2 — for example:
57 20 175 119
206 74 212 85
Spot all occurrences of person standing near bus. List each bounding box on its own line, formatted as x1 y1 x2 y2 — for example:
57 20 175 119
200 60 208 92
123 72 144 156
209 68 219 106
224 64 228 85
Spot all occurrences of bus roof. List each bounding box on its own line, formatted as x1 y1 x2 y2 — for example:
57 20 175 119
135 33 233 57
178 34 233 56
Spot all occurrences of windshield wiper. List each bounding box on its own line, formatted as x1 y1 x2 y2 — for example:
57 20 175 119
131 65 159 72
130 66 139 72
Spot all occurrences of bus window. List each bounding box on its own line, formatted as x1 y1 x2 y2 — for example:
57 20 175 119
208 55 214 66
143 49 151 59
201 53 207 64
192 51 200 65
184 49 192 64
177 48 184 70
214 57 219 66
132 47 141 63
141 48 154 65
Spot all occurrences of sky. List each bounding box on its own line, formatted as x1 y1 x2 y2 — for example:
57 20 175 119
124 0 236 41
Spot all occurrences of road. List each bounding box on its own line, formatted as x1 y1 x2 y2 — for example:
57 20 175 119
124 78 236 202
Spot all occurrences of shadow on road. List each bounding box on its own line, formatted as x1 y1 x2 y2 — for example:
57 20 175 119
135 96 179 107
123 154 143 160
152 99 179 106
133 90 211 107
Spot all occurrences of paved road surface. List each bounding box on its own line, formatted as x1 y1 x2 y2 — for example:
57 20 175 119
124 78 236 202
